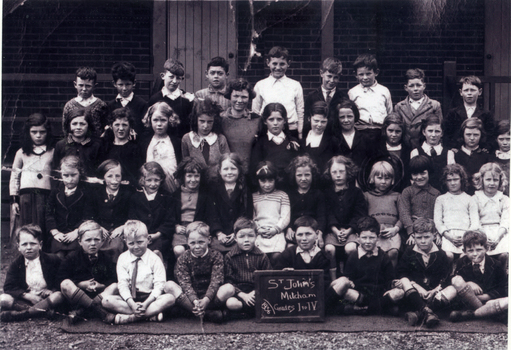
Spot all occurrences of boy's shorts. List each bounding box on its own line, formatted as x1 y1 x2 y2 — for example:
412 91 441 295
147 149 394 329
133 291 151 303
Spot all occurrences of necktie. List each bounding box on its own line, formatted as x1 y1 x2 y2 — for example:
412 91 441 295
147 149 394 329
226 188 234 198
131 258 141 298
108 194 115 202
201 140 210 165
473 263 483 279
366 251 373 258
430 147 437 157
89 254 98 264
326 93 332 105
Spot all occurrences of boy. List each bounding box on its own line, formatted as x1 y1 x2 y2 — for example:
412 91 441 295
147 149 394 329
58 220 117 324
252 46 304 139
329 216 399 315
62 66 108 136
146 58 195 138
348 54 392 143
216 217 272 316
102 220 175 324
444 76 495 149
398 155 440 243
0 224 64 322
108 61 147 137
393 218 449 327
394 68 443 149
435 230 508 323
195 56 231 111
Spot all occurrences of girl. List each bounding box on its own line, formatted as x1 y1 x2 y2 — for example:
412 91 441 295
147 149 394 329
99 107 143 186
53 108 102 177
284 155 326 247
140 101 182 193
453 118 490 194
472 163 509 264
10 113 55 243
410 115 455 192
89 159 132 262
171 157 209 258
332 99 373 168
300 101 340 171
45 155 91 258
359 158 403 267
323 156 367 279
182 97 230 168
250 103 300 187
489 120 510 196
252 161 290 263
208 153 252 254
128 162 177 260
434 164 479 263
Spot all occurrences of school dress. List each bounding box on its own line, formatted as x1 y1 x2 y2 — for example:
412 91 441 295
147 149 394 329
364 191 402 252
250 134 300 182
171 186 209 247
181 131 230 168
287 187 327 234
453 147 490 194
444 105 495 149
53 135 103 177
147 89 194 138
300 132 341 172
107 94 147 137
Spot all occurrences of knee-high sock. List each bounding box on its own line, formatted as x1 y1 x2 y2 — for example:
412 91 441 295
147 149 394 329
69 288 93 309
405 289 425 312
176 293 194 313
475 299 506 318
457 285 484 310
29 297 53 314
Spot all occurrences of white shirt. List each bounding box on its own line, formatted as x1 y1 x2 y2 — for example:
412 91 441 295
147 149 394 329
464 105 476 118
305 131 323 148
343 130 355 149
146 135 177 176
143 188 157 201
116 92 134 107
413 243 439 266
25 257 47 293
357 246 379 259
75 95 97 107
409 96 425 110
296 245 321 264
386 143 402 151
348 81 393 126
410 142 455 164
162 86 195 102
267 131 286 145
321 86 336 102
189 131 218 149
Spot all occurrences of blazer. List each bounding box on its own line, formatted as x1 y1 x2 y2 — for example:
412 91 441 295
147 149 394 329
45 183 92 234
4 252 62 298
300 133 341 172
146 90 194 138
444 105 494 149
89 185 133 232
56 249 116 286
303 87 348 135
337 129 374 167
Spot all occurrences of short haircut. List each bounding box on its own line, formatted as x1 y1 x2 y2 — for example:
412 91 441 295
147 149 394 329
458 117 486 146
77 220 102 241
63 107 95 136
496 119 510 136
323 155 359 184
225 78 256 100
420 114 442 135
412 217 436 234
255 161 278 180
60 155 85 177
310 101 329 117
139 161 166 187
163 58 185 77
21 113 54 155
107 107 135 127
381 113 405 140
473 162 508 192
353 54 378 72
233 217 257 235
286 154 319 187
356 216 380 236
409 155 433 175
293 216 318 232
16 224 43 243
142 101 179 130
332 98 360 123
441 164 469 192
97 159 122 179
111 61 136 82
368 161 395 185
207 56 229 73
266 46 290 61
75 66 97 83
459 75 482 89
463 230 488 250
321 57 342 75
405 68 425 83
123 220 149 241
190 97 223 134
185 221 210 238
174 157 205 182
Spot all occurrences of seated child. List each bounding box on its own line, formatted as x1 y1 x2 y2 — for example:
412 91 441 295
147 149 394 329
195 56 231 111
102 220 175 324
216 217 272 316
252 46 304 139
489 120 510 195
393 218 450 328
0 224 63 322
107 61 147 137
164 221 226 323
62 66 108 136
329 216 398 315
435 231 508 323
58 220 117 324
394 68 442 149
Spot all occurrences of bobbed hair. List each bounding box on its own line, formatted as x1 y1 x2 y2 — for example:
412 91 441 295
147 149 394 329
21 113 54 155
323 155 358 185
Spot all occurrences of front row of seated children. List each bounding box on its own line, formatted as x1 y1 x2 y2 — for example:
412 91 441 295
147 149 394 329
2 215 507 326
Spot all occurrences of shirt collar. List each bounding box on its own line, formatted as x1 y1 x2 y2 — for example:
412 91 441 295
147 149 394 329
306 130 323 147
412 243 439 257
386 143 402 151
25 256 41 267
143 188 157 201
321 86 336 96
473 258 485 273
357 246 379 259
67 134 91 146
421 141 443 156
75 95 96 104
411 182 435 195
162 86 182 100
129 250 148 264
207 85 227 95
106 187 119 197
362 81 378 92
190 131 218 148
296 245 321 258
64 186 78 197
191 248 209 259
461 145 480 156
116 92 134 102
268 75 287 85
496 150 510 160
409 96 425 106
222 107 252 120
267 131 286 145
33 145 47 155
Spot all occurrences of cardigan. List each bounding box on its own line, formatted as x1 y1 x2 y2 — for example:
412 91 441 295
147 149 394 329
56 248 116 286
287 187 327 233
181 132 230 167
224 245 272 294
172 187 209 225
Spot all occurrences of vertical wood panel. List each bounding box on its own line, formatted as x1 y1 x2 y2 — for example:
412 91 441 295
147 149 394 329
193 1 203 91
202 0 212 85
152 0 167 93
176 1 187 62
227 0 237 79
218 1 228 59
167 1 179 60
499 0 510 119
184 1 195 92
210 1 220 59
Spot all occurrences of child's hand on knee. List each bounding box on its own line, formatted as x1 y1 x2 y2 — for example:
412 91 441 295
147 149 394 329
176 225 186 235
238 291 255 307
467 281 483 295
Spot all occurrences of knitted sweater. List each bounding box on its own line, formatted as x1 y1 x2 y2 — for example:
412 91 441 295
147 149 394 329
224 245 272 294
62 98 108 136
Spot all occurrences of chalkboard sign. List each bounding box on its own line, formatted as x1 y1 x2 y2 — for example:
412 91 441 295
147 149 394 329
255 270 325 322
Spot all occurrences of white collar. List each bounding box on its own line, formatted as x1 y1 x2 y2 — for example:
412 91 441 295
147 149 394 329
143 188 157 201
421 141 443 155
191 248 209 259
267 131 286 145
225 183 236 192
25 256 41 267
409 96 425 105
162 86 182 100
268 75 287 84
64 186 77 197
461 145 479 156
412 243 439 257
189 131 218 148
75 95 97 104
296 245 321 258
496 150 510 160
362 81 378 92
386 143 402 151
464 104 476 111
321 86 336 96
358 246 378 259
475 190 503 206
116 92 134 102
33 145 47 155
306 130 323 147
129 250 148 263
106 187 119 197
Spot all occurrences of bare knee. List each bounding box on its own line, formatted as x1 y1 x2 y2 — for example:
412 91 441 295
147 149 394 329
445 251 454 263
60 279 76 295
160 294 175 307
331 276 351 295
0 294 14 309
174 245 186 258
226 297 243 311
344 242 357 255
451 275 466 289
217 284 235 300
164 281 182 297
325 244 335 256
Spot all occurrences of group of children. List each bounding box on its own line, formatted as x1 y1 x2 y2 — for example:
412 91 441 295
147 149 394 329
3 47 509 327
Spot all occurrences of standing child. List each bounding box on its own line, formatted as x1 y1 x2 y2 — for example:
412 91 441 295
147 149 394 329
252 46 304 139
45 155 92 258
10 113 55 243
208 153 252 254
434 164 479 263
165 221 226 323
394 68 442 149
0 224 64 322
182 97 230 168
410 115 455 191
489 120 510 195
102 220 175 324
252 161 290 263
195 56 231 111
348 54 392 144
62 67 108 136
216 217 272 317
108 62 147 137
171 158 209 258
